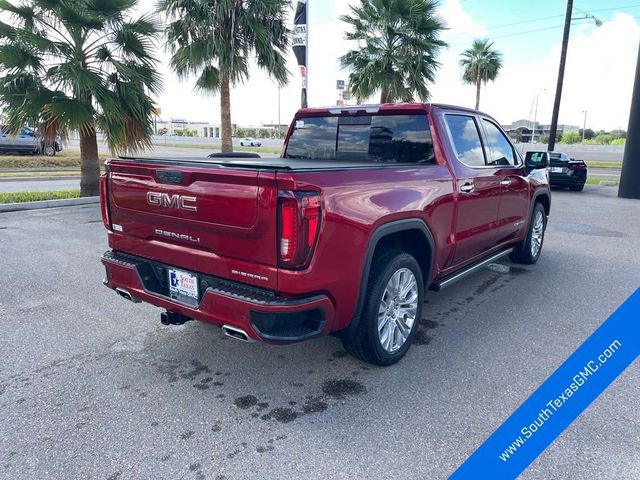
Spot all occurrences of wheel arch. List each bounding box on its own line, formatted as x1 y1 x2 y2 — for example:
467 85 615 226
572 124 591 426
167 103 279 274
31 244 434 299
532 188 551 216
345 218 435 335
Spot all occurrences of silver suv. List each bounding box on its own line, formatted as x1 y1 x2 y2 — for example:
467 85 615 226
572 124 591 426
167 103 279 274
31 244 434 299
0 126 62 156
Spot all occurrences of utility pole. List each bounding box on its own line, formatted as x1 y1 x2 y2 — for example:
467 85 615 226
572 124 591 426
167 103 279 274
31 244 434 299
581 110 587 142
548 0 573 152
618 42 640 199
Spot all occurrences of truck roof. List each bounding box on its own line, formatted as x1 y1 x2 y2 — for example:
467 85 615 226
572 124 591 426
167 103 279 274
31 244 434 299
296 102 489 117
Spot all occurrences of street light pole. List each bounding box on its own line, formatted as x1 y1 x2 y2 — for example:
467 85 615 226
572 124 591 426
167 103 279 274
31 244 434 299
581 110 587 142
548 0 573 152
531 89 545 144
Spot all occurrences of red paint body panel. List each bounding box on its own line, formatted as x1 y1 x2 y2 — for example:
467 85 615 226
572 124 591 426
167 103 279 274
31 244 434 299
100 103 550 342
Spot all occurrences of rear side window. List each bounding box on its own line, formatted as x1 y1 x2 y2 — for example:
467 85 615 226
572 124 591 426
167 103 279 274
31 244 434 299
285 117 339 160
444 114 486 167
285 114 434 164
482 120 517 166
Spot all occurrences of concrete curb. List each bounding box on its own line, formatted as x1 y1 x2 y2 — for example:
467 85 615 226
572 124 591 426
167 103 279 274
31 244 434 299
0 196 99 213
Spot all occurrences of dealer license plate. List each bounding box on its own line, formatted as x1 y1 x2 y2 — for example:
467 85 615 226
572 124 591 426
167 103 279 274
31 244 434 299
168 268 199 302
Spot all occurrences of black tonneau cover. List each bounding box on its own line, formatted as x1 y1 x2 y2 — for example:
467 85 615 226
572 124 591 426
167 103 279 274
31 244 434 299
111 156 395 171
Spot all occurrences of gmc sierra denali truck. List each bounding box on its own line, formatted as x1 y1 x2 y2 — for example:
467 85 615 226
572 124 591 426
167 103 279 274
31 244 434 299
100 103 551 366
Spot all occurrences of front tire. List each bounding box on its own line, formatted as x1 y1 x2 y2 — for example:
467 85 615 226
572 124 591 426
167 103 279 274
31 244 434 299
510 203 546 264
43 145 56 156
342 249 424 366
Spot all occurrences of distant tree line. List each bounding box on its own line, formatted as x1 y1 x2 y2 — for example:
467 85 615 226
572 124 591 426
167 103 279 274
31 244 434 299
555 129 627 145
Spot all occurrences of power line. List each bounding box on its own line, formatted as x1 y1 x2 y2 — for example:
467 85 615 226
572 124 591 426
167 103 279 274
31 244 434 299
448 13 640 48
447 14 564 37
579 2 640 14
446 2 640 37
448 20 594 47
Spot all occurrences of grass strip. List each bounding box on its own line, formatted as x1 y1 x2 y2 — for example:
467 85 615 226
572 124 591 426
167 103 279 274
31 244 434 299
0 171 81 178
585 177 619 186
585 161 622 169
0 189 81 204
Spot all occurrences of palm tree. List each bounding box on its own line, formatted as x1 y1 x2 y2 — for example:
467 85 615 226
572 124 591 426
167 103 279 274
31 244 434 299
339 0 447 104
0 0 161 196
460 39 503 110
160 0 290 153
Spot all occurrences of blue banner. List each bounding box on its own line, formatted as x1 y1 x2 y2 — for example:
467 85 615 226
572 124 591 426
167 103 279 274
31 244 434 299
450 288 640 479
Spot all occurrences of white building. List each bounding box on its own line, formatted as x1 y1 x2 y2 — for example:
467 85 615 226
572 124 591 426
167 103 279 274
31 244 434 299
155 118 221 138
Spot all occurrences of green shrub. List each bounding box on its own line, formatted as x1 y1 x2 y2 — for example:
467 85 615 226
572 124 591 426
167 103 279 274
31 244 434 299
611 138 626 146
559 131 581 144
174 128 198 137
609 129 626 139
594 134 613 145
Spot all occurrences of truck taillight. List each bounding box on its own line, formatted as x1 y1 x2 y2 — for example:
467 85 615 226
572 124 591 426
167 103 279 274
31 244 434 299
99 174 111 229
278 191 321 269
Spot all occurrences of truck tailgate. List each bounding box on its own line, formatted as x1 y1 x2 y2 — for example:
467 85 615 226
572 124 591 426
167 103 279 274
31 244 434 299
105 158 279 287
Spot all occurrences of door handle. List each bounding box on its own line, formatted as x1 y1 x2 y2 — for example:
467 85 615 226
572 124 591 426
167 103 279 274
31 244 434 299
459 182 475 194
500 179 511 187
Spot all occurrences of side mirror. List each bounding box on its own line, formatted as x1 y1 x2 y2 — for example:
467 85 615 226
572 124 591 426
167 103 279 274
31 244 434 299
525 151 550 169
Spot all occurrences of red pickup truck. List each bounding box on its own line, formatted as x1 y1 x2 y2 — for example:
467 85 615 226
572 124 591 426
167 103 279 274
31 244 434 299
100 103 551 366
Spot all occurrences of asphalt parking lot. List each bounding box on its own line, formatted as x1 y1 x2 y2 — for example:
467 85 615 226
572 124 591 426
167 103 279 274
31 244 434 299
0 186 638 479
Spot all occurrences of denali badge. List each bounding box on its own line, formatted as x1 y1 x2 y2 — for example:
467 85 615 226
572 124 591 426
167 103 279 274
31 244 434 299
155 229 200 244
147 192 197 212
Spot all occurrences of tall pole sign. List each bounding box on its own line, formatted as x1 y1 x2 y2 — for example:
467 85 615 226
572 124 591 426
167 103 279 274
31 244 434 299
293 0 308 108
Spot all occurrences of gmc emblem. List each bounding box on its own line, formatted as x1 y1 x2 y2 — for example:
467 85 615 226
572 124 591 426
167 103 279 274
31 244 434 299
147 192 197 212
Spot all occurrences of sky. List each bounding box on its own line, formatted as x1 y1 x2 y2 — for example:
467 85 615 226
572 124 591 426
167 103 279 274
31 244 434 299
143 0 640 131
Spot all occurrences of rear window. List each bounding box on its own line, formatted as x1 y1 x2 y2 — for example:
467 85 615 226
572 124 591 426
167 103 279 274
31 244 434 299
285 114 434 164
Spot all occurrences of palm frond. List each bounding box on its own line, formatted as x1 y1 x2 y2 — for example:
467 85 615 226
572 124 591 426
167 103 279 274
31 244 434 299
0 0 161 156
339 0 447 103
194 65 220 95
459 38 503 86
161 0 291 88
0 43 42 71
43 97 95 135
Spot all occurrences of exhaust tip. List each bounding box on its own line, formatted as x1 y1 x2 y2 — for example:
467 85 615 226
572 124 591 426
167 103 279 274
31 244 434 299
222 325 252 343
160 311 191 326
115 288 140 303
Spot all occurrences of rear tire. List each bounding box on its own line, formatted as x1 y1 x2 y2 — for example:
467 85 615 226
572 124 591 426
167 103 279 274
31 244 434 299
570 183 584 192
510 203 546 265
342 249 424 366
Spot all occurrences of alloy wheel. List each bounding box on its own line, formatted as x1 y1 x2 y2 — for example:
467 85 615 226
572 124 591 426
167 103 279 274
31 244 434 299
377 268 419 353
531 210 545 257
